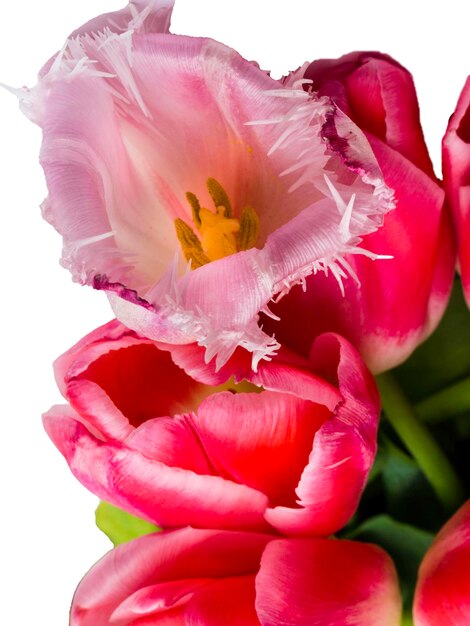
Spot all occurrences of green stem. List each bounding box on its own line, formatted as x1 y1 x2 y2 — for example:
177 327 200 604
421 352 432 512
415 376 470 423
376 372 465 511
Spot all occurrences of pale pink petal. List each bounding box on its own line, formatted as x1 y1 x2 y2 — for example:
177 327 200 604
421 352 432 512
265 334 380 535
414 500 470 626
43 412 270 531
255 538 401 626
23 22 394 367
70 0 175 40
71 527 269 626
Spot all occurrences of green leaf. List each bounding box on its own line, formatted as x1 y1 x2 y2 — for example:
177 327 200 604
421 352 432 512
347 514 434 611
96 501 160 546
395 278 470 402
381 440 443 530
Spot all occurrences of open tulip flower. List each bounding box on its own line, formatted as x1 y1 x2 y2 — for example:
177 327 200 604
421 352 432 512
413 500 470 625
43 320 380 537
268 52 455 373
69 527 401 626
19 0 396 370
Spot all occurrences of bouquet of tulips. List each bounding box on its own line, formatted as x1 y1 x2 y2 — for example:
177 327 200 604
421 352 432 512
13 1 470 624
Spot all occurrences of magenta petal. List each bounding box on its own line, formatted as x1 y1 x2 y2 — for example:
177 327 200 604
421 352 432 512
43 411 270 531
54 319 219 437
71 528 269 626
255 538 401 626
305 52 435 176
265 334 380 536
414 500 470 626
443 77 470 307
192 390 330 507
270 133 453 373
163 342 342 410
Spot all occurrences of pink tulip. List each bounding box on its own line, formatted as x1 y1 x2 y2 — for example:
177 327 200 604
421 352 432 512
443 78 470 307
70 527 401 626
413 499 470 625
20 1 395 370
268 52 455 372
43 320 380 537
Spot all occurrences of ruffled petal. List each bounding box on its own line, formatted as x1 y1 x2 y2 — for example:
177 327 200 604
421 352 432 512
71 527 269 626
69 0 175 40
255 538 401 626
43 411 270 531
413 500 470 626
265 334 380 535
23 18 394 368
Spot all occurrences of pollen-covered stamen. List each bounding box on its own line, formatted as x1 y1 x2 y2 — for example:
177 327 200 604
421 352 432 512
238 206 260 251
206 177 233 218
174 218 210 269
174 178 260 267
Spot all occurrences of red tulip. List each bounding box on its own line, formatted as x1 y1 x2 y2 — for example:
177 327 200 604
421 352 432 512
269 52 455 373
70 527 401 626
43 320 380 537
414 499 470 625
443 77 470 306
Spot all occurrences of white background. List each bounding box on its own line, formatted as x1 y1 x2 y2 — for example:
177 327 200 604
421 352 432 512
0 1 468 623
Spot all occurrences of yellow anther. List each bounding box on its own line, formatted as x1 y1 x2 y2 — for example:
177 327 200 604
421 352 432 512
237 206 260 251
176 180 260 268
174 218 210 268
206 177 233 218
185 192 202 227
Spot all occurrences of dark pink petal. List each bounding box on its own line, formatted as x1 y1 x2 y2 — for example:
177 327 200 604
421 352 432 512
43 412 270 531
122 577 260 625
163 342 342 410
255 538 401 625
414 500 470 626
55 319 221 437
191 391 330 507
270 135 453 373
304 52 434 177
71 528 269 626
443 77 470 306
266 334 380 535
265 52 455 373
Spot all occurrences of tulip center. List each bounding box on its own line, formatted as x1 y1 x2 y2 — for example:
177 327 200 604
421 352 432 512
174 177 259 269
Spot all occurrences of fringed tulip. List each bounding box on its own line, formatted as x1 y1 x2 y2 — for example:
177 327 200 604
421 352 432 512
19 1 395 370
43 320 380 536
443 78 470 307
414 500 470 625
70 527 402 626
269 52 455 372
